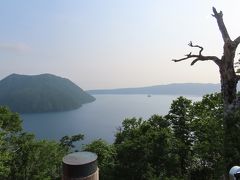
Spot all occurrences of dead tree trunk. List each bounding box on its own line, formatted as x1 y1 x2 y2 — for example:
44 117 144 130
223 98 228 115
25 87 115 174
173 7 240 173
220 41 238 115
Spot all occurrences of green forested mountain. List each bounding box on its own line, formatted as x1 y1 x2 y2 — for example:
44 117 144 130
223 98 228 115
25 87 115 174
0 73 95 113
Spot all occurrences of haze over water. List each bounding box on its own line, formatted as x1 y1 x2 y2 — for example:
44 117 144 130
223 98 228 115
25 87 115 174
21 94 201 144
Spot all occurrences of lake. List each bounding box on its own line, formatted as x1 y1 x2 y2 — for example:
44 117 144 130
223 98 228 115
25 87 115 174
21 94 201 144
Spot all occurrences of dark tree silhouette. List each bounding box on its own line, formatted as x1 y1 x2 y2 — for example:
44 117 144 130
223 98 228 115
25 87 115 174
173 7 240 173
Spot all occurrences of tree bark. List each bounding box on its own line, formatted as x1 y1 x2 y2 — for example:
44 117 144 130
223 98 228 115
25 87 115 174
218 41 240 172
219 41 238 116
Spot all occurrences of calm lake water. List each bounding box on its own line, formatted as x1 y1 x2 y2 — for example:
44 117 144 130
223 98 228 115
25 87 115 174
21 94 201 144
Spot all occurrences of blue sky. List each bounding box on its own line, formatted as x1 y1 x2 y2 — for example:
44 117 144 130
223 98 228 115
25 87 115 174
1 0 240 89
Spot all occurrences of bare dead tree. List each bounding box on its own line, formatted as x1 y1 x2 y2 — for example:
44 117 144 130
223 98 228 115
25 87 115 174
173 7 240 173
173 7 240 116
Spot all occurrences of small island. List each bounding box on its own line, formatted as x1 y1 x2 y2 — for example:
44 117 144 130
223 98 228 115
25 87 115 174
0 73 95 113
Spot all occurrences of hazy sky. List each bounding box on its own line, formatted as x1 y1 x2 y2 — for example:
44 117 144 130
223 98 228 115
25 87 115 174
1 1 240 90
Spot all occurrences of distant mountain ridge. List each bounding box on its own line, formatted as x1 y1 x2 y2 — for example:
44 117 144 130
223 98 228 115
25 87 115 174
87 83 222 96
0 74 95 113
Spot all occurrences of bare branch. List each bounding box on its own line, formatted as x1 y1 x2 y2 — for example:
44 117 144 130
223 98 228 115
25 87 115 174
173 54 221 66
188 41 203 55
173 42 221 66
234 36 240 46
212 7 231 43
172 52 194 62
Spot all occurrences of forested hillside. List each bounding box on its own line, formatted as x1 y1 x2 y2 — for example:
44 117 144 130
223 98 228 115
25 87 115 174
0 74 95 113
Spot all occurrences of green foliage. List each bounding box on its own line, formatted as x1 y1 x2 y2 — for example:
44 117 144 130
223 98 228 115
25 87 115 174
60 134 84 151
191 93 224 179
223 109 240 171
8 133 66 180
102 93 225 180
166 97 193 177
83 139 116 180
0 106 83 180
0 106 22 132
114 116 176 180
0 106 22 179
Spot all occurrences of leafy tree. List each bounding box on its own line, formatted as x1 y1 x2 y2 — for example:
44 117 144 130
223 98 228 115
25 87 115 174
166 97 193 178
0 106 22 179
110 94 226 179
0 106 22 132
190 93 224 179
60 134 84 151
114 118 148 179
8 133 66 180
83 139 116 180
114 116 177 180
